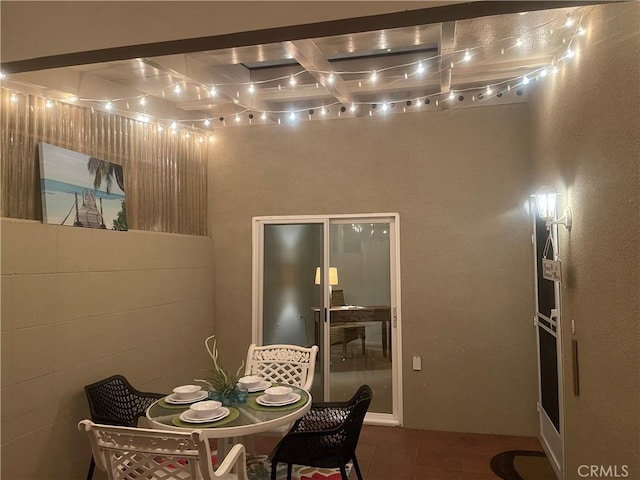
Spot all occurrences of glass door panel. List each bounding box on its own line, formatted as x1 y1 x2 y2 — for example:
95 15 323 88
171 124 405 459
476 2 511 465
262 222 324 400
327 222 393 414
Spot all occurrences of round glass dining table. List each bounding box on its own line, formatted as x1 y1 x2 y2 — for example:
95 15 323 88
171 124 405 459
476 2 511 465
146 385 311 457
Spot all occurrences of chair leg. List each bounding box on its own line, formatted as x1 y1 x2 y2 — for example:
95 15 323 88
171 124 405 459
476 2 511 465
86 457 95 480
287 463 293 480
352 455 364 480
271 460 278 480
339 464 349 480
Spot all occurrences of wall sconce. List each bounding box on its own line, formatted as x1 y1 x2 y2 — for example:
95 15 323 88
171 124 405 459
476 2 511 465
534 185 572 230
314 267 339 286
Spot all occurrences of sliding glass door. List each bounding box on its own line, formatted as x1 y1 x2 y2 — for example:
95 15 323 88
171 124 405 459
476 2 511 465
253 214 401 424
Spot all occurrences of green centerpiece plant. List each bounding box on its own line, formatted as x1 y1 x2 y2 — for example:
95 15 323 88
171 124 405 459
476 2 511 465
195 335 245 405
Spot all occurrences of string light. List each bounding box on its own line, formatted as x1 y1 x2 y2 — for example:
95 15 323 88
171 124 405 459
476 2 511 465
5 6 590 133
0 72 5 79
45 100 54 108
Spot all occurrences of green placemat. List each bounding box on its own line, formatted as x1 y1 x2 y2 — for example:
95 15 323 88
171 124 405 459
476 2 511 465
172 407 240 428
247 393 308 412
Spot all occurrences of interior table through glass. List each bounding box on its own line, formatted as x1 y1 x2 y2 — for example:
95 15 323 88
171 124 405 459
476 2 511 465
146 385 311 458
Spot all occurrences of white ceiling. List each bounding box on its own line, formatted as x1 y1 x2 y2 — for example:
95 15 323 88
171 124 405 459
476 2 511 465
3 4 587 132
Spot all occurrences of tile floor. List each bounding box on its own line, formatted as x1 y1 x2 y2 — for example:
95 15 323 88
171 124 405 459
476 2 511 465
254 424 543 480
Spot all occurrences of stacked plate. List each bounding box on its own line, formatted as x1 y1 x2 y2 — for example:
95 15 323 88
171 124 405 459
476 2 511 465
256 386 301 407
165 385 208 405
179 406 230 424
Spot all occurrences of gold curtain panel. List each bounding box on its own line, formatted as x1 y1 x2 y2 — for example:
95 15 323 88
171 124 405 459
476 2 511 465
0 88 207 236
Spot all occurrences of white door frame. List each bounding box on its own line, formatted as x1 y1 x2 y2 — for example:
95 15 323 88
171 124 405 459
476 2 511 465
252 213 403 426
532 209 565 479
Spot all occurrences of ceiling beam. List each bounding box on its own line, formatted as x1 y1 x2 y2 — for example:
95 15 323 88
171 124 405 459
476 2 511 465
285 39 353 107
1 1 604 74
439 21 456 109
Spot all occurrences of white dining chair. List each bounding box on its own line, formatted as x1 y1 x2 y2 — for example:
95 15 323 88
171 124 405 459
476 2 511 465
244 343 319 391
78 420 248 480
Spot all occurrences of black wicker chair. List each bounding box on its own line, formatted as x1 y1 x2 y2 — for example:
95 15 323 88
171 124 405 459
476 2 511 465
83 374 165 480
270 384 373 480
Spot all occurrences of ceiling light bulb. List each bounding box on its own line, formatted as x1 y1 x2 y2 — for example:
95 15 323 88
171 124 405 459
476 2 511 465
261 112 267 120
565 48 575 59
171 121 177 129
381 103 388 112
321 107 327 116
248 82 255 93
45 100 53 108
174 84 181 94
69 96 79 102
327 73 335 84
139 97 146 106
210 86 217 97
204 119 210 126
463 49 471 62
105 102 113 110
516 38 523 47
540 68 548 77
577 26 586 36
565 18 575 27
449 91 455 100
416 62 425 74
235 114 241 122
289 111 296 120
185 132 190 138
486 86 493 95
158 125 164 132
198 137 204 143
0 71 6 79
289 75 297 86
350 103 356 112
370 70 378 82
522 75 530 85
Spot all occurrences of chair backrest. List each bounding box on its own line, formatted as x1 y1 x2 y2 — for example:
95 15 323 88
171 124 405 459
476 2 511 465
78 420 247 480
84 374 164 427
339 385 373 458
245 344 319 391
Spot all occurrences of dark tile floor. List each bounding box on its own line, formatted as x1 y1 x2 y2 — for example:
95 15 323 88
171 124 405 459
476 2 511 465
254 425 543 480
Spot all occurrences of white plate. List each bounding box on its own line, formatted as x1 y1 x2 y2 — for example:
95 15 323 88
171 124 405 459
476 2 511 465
256 393 301 407
179 407 230 424
247 380 272 393
165 391 208 404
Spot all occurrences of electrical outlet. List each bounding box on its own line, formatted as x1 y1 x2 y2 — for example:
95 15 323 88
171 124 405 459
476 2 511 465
412 356 422 371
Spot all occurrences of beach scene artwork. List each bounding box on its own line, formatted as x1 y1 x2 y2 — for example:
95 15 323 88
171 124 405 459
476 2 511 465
38 142 127 230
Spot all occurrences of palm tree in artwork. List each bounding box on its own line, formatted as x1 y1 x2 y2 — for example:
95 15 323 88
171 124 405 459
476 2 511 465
87 157 125 193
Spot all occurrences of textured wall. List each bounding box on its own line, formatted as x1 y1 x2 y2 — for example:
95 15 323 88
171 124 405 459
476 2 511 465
209 103 538 436
0 219 215 480
528 2 640 477
0 1 440 62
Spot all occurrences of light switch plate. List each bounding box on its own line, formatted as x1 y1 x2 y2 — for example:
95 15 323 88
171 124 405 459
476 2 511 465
412 356 422 371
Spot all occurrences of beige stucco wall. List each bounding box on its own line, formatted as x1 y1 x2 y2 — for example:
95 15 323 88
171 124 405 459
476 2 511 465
0 219 215 479
0 1 444 63
528 1 640 477
209 103 538 436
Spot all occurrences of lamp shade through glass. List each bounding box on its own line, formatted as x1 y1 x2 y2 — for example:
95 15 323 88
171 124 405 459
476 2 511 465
314 267 339 285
